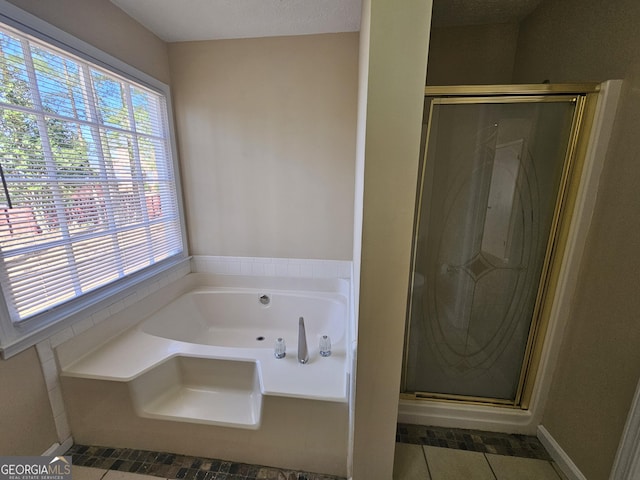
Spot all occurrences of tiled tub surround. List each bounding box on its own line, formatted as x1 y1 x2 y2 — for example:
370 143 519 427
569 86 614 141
190 256 352 280
56 264 352 476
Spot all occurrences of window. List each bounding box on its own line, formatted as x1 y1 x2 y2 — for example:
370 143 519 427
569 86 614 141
0 21 184 328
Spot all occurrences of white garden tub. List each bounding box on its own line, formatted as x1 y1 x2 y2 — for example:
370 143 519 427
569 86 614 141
59 273 350 430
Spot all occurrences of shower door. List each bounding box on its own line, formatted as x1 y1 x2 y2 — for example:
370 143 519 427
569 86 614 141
403 89 589 405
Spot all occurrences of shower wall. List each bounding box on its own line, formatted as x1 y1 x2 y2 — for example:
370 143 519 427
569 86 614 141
514 0 640 478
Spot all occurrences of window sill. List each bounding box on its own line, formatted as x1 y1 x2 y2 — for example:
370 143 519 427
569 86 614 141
0 256 191 359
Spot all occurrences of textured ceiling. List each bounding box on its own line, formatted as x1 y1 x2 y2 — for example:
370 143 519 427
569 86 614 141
110 0 362 42
110 0 544 42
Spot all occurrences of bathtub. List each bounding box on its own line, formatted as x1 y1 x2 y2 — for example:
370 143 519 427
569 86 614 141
140 287 345 350
59 273 350 430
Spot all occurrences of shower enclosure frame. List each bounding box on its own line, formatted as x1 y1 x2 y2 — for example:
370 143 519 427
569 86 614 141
402 83 600 409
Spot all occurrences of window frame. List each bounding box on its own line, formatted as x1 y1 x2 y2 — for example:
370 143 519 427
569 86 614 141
0 1 189 358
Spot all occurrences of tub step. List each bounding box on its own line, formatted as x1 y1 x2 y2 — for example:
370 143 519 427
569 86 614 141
129 357 262 430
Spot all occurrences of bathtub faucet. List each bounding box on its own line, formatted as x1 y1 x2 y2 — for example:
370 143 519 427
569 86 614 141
298 316 309 364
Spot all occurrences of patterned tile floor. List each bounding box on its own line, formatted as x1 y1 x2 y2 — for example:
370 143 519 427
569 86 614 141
67 425 555 480
66 445 344 480
396 423 551 460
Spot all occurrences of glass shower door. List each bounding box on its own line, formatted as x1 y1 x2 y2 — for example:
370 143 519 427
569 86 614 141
404 95 580 403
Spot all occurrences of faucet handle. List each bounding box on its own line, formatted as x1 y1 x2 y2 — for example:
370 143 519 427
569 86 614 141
274 337 286 359
319 335 331 357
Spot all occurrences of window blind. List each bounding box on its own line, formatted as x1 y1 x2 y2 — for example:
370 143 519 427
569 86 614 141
0 24 183 322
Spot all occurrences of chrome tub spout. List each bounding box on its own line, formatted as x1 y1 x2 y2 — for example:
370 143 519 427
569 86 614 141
298 316 309 364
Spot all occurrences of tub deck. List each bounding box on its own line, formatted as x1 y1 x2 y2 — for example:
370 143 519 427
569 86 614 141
63 323 348 401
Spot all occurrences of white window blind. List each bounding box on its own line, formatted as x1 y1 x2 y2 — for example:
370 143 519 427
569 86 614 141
0 24 183 322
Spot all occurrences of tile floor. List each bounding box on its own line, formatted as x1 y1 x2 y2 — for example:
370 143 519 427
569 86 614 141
393 443 567 480
394 424 567 479
72 466 335 480
67 444 342 480
67 423 569 480
396 424 551 460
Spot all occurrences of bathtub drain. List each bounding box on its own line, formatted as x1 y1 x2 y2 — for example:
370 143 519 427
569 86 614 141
259 294 270 306
256 336 265 341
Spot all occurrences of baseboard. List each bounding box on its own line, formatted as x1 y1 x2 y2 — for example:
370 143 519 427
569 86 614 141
42 437 74 456
537 425 586 480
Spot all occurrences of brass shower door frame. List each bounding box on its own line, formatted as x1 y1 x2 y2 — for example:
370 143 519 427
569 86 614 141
402 84 599 409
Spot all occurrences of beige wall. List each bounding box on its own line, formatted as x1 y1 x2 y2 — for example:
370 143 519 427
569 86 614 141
6 0 170 83
514 1 640 478
351 0 431 478
169 34 358 260
427 23 519 85
0 347 58 454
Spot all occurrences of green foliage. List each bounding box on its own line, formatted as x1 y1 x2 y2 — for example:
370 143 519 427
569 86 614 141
0 29 164 232
0 32 95 214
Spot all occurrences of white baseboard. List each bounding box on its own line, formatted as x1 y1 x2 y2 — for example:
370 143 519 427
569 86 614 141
42 437 73 456
537 425 586 480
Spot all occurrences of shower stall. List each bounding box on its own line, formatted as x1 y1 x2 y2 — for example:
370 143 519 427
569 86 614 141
402 84 599 407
